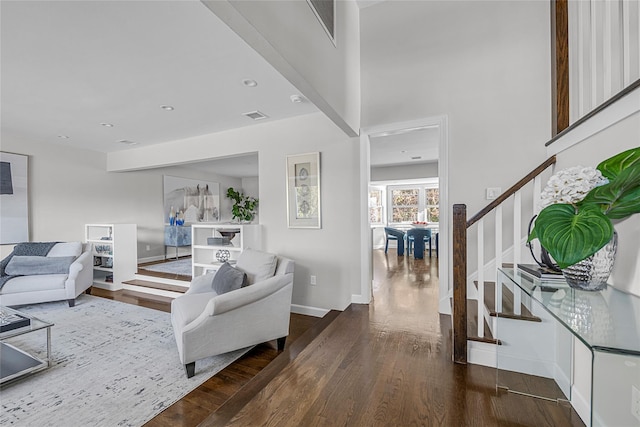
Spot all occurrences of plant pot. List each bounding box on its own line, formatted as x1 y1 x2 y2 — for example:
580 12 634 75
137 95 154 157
561 232 617 291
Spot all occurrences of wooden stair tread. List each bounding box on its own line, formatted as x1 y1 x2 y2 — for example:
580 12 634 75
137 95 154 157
123 279 188 294
477 281 541 323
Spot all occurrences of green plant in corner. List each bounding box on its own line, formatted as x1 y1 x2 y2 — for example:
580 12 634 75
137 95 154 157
226 187 258 222
528 146 640 269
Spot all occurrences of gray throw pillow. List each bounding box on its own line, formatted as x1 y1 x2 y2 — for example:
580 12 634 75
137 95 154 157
5 255 76 276
211 262 248 295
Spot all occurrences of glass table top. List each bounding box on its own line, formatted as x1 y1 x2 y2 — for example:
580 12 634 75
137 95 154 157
499 268 640 355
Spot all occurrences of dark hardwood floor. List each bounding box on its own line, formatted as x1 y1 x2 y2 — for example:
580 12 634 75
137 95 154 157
93 250 585 426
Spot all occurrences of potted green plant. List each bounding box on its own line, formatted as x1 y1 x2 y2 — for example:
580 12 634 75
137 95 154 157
528 146 640 288
226 187 258 223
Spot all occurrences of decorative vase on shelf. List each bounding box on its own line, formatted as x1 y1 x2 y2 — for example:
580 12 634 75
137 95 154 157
216 249 230 263
561 232 617 291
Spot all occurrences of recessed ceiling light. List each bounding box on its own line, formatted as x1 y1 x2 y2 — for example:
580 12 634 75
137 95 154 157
242 110 268 120
57 135 70 139
116 139 139 146
290 94 305 104
160 105 174 111
100 123 114 127
242 79 258 87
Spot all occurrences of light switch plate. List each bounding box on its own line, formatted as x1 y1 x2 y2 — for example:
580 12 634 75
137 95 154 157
486 187 501 200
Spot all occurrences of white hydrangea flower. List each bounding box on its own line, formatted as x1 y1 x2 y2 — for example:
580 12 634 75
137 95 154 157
539 166 608 209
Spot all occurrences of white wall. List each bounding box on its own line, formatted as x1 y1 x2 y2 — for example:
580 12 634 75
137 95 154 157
108 112 361 311
0 136 244 261
202 0 361 137
361 1 553 287
550 110 640 297
371 162 438 182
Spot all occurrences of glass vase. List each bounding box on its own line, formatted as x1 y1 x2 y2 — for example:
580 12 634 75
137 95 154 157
561 232 617 291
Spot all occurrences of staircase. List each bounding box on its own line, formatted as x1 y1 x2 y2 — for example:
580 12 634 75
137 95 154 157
452 156 557 364
122 262 190 299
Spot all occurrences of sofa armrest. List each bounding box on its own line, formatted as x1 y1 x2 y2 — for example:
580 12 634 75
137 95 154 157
68 251 90 280
206 273 292 316
65 251 94 299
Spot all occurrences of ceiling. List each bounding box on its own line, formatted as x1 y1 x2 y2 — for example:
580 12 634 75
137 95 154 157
369 126 439 167
0 1 317 155
1 0 433 175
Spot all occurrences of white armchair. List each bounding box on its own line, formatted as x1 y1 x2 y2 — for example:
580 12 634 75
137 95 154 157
171 249 294 378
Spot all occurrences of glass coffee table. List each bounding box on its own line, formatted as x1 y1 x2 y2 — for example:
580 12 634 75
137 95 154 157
0 306 53 385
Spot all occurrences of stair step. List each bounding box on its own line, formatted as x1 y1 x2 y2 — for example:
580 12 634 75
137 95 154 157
134 273 190 287
123 279 188 294
480 281 541 323
466 299 500 345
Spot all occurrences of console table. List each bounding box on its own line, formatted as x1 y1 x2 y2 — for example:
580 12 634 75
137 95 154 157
164 225 191 260
496 268 640 426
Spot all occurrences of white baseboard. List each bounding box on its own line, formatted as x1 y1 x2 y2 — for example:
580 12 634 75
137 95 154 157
351 294 371 304
291 304 330 318
137 255 169 264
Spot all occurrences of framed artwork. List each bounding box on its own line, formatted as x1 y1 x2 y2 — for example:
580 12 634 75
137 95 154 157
163 176 220 224
306 0 335 46
286 152 321 229
0 152 28 244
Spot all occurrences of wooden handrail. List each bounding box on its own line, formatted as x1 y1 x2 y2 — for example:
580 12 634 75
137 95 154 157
546 77 640 147
466 155 556 228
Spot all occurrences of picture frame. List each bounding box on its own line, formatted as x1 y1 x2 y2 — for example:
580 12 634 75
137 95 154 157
306 0 336 46
163 176 220 224
286 152 321 229
0 152 28 244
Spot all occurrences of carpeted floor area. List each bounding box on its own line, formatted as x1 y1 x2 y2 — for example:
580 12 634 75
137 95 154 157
0 295 250 426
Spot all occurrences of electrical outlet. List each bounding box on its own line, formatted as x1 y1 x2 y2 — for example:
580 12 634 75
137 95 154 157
632 385 640 422
310 275 317 286
146 245 151 251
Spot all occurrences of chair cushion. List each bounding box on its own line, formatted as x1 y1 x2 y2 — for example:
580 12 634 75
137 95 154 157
5 255 76 276
211 262 247 294
47 242 83 257
235 249 277 285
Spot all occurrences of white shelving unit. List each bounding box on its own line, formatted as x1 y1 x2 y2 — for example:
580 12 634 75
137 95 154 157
85 224 137 291
191 224 261 277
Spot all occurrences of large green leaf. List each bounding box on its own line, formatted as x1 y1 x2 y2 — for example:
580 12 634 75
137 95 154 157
597 146 640 180
529 204 613 269
583 162 640 219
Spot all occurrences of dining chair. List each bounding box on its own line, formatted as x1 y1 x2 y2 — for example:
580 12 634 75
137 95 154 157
407 228 432 259
384 227 406 256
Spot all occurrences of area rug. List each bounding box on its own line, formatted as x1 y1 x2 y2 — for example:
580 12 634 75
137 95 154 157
140 258 192 276
0 295 251 426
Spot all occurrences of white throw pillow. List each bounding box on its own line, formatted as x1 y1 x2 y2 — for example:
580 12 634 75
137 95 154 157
47 242 83 258
235 249 277 285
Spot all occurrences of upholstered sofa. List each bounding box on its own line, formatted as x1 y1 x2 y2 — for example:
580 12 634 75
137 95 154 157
0 242 94 307
171 248 294 378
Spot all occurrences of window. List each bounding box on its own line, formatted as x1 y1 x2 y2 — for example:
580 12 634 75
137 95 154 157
425 188 440 222
391 188 419 222
369 188 383 224
388 184 439 224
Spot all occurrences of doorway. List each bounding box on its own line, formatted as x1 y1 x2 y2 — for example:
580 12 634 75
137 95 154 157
358 116 450 314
